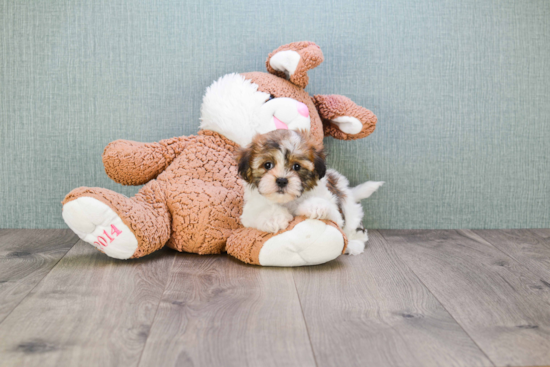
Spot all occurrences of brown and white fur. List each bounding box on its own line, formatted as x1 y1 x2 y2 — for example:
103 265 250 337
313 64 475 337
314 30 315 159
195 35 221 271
236 129 383 255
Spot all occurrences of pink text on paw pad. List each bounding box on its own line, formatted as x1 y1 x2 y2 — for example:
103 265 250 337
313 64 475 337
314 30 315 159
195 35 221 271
94 224 123 247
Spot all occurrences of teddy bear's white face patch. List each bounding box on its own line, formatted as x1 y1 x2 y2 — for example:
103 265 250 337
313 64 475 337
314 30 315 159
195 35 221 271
200 73 310 147
259 97 311 133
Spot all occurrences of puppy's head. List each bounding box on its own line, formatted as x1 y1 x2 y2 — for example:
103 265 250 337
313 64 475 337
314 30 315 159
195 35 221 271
236 129 326 204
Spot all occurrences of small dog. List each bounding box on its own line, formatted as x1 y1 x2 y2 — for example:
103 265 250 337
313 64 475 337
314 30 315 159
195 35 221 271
236 129 383 255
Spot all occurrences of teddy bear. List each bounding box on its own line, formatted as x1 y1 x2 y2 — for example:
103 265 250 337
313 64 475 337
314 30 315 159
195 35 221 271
61 41 377 267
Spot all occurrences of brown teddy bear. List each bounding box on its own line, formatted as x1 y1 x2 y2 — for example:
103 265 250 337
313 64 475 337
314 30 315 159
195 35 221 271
61 41 377 266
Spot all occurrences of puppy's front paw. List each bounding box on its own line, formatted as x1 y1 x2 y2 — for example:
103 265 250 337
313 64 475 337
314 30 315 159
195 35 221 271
257 210 293 233
296 198 332 220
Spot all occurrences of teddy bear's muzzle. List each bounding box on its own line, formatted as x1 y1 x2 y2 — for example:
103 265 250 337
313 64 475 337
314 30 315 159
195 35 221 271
260 97 311 132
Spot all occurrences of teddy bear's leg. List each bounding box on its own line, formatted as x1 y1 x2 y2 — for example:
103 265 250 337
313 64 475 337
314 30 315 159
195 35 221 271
61 180 170 259
226 217 347 267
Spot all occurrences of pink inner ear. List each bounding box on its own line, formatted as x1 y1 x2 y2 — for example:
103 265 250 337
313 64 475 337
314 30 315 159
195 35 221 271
274 116 288 130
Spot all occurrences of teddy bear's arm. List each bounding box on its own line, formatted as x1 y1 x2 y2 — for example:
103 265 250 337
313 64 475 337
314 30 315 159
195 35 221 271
102 136 190 185
312 94 377 141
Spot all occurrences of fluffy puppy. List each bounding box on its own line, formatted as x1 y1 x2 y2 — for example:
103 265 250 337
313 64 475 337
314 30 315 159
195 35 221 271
236 129 383 255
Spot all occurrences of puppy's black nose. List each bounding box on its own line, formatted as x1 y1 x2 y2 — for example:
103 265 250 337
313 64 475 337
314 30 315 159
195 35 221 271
276 177 288 188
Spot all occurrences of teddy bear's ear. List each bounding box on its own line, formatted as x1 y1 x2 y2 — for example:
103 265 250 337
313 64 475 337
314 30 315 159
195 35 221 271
266 41 324 89
313 94 377 140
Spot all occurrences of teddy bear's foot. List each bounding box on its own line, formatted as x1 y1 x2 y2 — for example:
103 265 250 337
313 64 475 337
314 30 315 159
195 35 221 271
259 219 344 266
63 197 138 259
226 217 346 267
62 182 171 259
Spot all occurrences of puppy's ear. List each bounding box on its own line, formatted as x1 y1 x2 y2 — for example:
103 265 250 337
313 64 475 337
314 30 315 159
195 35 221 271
313 148 326 179
235 147 253 183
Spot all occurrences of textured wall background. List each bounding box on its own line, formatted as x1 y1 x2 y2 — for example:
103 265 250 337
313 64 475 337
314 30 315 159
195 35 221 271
1 0 549 229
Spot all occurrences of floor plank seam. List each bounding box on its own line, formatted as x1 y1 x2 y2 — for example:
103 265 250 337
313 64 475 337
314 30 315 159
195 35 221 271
0 235 80 327
470 230 550 283
135 253 178 367
377 230 497 367
291 271 319 367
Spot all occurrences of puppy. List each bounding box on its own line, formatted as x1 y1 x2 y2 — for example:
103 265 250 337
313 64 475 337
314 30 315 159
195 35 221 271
236 129 383 255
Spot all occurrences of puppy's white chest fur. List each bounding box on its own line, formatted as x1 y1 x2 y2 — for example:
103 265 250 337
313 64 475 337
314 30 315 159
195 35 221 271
240 176 344 233
240 184 295 234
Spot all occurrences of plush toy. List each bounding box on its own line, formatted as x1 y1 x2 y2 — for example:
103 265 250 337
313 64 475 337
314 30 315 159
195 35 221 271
62 41 377 267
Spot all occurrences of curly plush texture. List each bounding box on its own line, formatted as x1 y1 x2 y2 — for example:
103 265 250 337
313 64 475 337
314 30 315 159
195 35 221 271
313 94 378 140
64 131 244 257
103 137 190 186
160 131 243 254
62 41 378 265
266 41 324 89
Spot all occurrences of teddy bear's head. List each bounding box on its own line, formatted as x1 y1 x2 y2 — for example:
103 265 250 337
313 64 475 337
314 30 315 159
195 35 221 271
199 41 377 147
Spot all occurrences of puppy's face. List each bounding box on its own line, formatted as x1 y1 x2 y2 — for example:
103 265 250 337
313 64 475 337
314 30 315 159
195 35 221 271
236 129 326 204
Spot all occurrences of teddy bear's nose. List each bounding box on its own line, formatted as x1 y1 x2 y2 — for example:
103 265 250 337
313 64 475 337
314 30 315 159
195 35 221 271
297 102 309 117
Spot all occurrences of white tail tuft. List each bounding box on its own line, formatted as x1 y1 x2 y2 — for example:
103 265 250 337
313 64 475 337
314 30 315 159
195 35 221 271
351 181 384 202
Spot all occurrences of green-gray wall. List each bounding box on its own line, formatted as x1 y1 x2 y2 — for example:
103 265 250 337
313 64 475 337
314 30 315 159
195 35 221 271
1 0 549 229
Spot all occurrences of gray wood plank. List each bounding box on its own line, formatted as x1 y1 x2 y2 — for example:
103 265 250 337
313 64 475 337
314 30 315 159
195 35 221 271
0 241 175 367
473 229 550 284
0 229 79 323
292 230 492 367
532 228 550 241
531 228 550 249
381 229 550 367
138 253 316 367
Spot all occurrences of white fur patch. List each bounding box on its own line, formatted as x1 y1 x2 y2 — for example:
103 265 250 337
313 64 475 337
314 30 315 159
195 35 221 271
200 74 311 146
295 197 343 227
269 50 301 77
240 184 293 232
345 239 366 256
351 181 384 201
332 116 363 135
62 197 138 259
200 73 270 147
259 97 311 133
259 219 344 267
322 169 368 245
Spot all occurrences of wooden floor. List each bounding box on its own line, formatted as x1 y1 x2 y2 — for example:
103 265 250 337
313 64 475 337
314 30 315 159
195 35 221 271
0 229 550 367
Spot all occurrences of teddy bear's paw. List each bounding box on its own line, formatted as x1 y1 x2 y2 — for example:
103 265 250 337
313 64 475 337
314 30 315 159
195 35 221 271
62 197 138 259
258 219 344 267
345 240 366 256
331 116 363 135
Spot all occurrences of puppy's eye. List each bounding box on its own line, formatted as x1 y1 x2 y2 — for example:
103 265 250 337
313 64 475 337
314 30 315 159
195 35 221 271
292 163 301 171
264 162 274 170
